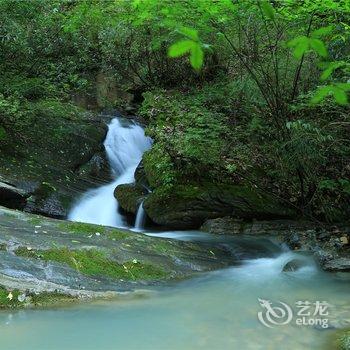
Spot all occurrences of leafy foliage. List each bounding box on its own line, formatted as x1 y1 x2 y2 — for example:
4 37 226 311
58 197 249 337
0 0 349 222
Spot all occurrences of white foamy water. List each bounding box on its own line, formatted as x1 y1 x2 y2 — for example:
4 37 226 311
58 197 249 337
68 117 151 228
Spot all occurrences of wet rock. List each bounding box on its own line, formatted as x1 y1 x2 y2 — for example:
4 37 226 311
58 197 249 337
317 230 331 240
25 194 66 218
202 217 315 236
320 257 350 272
143 184 295 229
114 184 147 214
24 182 67 218
0 206 236 308
134 160 150 190
340 236 349 245
0 180 30 209
0 109 108 218
282 259 308 272
77 151 111 184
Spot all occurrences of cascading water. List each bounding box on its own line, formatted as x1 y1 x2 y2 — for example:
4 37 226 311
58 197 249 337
134 200 146 230
68 117 152 228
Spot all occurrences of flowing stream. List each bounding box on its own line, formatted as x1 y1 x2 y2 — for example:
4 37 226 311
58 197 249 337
1 117 348 350
0 237 349 349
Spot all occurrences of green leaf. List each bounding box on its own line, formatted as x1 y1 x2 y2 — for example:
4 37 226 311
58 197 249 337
288 37 309 59
320 62 344 81
336 83 350 91
311 26 333 38
261 1 275 20
333 87 348 105
311 86 332 104
179 27 198 41
190 43 204 70
168 40 193 58
312 84 349 105
309 38 328 57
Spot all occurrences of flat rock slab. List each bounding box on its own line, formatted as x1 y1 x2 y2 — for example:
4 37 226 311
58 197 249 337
0 206 235 299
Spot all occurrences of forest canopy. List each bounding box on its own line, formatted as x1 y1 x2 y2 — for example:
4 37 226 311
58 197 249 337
0 0 349 222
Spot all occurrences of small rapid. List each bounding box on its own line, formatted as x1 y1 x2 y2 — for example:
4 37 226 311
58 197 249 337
68 117 151 228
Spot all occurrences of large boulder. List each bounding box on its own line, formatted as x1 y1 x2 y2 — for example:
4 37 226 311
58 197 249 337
114 183 147 214
143 184 296 229
0 102 109 218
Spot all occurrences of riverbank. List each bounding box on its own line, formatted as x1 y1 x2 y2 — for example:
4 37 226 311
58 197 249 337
202 217 350 273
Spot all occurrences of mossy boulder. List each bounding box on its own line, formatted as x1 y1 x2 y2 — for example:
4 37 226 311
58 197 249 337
114 183 147 214
143 183 296 229
0 98 109 217
134 160 150 189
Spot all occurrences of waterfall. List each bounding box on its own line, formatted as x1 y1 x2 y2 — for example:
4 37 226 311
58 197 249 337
68 117 152 228
134 200 146 230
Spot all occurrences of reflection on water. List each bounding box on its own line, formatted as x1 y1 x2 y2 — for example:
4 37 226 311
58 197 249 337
0 240 349 350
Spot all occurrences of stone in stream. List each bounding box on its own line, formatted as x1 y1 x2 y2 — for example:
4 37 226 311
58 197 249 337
0 206 236 309
282 259 309 272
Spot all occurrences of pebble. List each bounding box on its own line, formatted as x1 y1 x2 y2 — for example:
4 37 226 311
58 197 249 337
340 236 349 245
17 294 26 302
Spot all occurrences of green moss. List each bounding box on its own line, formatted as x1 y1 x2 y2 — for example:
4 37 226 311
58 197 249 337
28 216 44 226
106 229 129 240
15 247 166 281
57 221 129 240
0 287 22 309
0 286 76 309
338 330 350 350
58 221 107 235
0 243 6 251
114 183 145 214
29 292 76 307
148 183 295 218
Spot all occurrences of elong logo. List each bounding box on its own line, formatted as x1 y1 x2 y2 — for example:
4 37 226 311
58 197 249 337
257 298 330 329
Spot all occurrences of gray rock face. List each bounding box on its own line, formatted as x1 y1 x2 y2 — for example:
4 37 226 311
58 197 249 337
0 180 30 209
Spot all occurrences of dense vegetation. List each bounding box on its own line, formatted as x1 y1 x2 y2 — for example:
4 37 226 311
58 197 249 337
0 0 349 222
